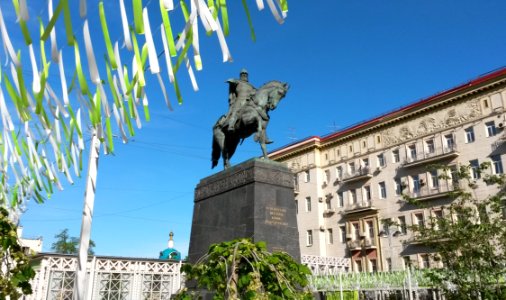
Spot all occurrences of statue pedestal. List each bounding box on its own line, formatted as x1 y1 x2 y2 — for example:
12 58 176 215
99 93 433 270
188 158 300 263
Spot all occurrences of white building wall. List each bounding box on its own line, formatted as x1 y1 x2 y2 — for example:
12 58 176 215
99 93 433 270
275 80 506 272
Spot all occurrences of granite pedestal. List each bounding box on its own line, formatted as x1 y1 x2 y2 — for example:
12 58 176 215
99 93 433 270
188 158 300 263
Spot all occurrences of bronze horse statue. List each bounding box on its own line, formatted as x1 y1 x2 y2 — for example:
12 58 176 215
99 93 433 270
212 81 289 169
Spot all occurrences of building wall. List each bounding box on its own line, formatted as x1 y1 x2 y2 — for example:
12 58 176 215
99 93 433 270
270 73 506 272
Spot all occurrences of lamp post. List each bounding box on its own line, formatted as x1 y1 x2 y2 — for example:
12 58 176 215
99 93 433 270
378 223 401 272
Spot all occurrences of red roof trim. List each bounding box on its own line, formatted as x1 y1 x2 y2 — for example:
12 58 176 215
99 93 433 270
271 67 506 157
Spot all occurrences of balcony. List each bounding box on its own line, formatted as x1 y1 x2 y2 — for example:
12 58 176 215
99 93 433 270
407 182 456 201
342 166 373 183
323 208 336 217
347 238 377 250
294 183 300 195
343 201 378 216
347 240 362 250
402 145 459 168
363 238 377 249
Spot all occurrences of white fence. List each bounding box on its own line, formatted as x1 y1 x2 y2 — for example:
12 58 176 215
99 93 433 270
27 253 183 300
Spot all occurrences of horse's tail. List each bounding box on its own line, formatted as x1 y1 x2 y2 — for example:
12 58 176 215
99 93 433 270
211 131 221 169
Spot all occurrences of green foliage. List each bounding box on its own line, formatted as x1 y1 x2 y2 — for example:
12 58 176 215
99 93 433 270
175 238 312 300
51 228 95 255
0 207 35 299
407 163 506 300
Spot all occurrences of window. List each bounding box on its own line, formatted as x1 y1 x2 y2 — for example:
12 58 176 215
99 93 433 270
362 158 369 168
426 139 435 154
350 190 357 204
352 223 360 240
379 182 387 199
376 135 381 144
336 166 343 179
430 170 439 188
492 155 504 174
377 153 386 167
305 197 311 212
382 218 391 235
349 145 353 153
327 229 334 244
306 230 313 246
484 98 489 108
355 260 363 272
486 121 497 137
398 216 407 234
295 200 298 214
445 134 454 149
293 175 299 191
340 226 346 243
420 254 430 269
370 259 377 273
411 175 420 193
362 140 366 148
403 256 412 270
337 192 344 207
394 178 402 196
414 213 425 228
366 220 374 239
304 170 310 182
326 198 332 210
408 145 417 159
363 186 371 201
392 149 400 163
349 162 356 173
465 127 475 143
433 210 444 229
324 170 330 183
469 159 480 179
386 258 392 272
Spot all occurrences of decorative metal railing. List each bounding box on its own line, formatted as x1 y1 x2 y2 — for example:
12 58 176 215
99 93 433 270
28 254 182 300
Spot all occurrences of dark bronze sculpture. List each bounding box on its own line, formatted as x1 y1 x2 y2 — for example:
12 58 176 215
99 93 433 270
212 70 289 169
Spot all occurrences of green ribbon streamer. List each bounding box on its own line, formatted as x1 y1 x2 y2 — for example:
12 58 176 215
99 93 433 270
241 0 256 42
99 2 118 69
12 0 32 45
160 0 177 57
133 0 144 34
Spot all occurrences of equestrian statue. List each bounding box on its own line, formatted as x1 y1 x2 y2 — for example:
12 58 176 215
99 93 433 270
212 69 289 169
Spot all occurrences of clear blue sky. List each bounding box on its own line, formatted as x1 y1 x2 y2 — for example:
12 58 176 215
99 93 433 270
11 0 506 258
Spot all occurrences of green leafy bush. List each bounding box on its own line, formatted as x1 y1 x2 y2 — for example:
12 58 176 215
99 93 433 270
175 238 312 299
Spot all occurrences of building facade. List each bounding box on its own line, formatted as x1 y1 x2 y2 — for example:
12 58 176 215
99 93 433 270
269 68 506 273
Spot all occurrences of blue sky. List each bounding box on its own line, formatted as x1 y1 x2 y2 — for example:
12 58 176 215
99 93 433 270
11 0 506 258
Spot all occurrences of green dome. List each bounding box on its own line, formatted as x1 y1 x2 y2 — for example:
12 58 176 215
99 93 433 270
159 248 181 260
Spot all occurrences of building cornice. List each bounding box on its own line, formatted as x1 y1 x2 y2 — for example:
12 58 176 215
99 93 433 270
269 67 506 159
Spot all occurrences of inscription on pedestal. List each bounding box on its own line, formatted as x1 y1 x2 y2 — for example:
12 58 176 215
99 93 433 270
265 206 288 226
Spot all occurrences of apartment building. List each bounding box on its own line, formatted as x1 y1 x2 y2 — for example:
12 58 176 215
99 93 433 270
268 68 506 272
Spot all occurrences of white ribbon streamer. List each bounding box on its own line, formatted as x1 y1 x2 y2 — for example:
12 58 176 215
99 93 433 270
119 0 133 50
160 25 174 83
83 20 101 84
142 8 160 74
48 0 59 63
28 44 41 93
0 8 20 67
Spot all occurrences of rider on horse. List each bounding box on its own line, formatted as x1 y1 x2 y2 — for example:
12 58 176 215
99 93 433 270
224 69 273 144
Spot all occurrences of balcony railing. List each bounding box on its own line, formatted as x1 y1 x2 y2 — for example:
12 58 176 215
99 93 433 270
407 182 456 201
347 240 362 250
347 238 377 250
402 145 459 168
342 166 373 183
343 201 378 216
363 238 377 249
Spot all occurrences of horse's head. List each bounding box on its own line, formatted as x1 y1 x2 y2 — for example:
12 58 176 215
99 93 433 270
265 81 289 110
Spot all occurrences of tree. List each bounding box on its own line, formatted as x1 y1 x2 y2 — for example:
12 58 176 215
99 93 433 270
0 3 289 298
51 229 95 255
175 239 312 300
408 163 506 299
0 207 35 299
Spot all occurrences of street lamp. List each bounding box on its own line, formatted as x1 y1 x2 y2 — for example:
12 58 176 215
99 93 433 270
378 226 401 272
